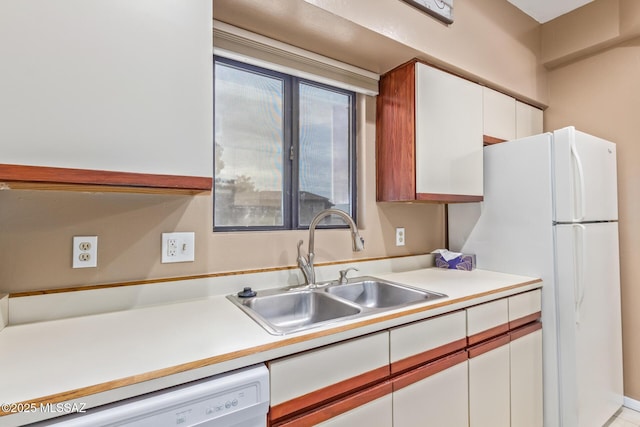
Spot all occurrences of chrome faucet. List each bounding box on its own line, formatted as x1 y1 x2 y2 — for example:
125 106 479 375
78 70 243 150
297 208 365 287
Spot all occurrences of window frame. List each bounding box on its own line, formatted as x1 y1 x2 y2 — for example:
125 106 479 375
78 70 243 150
213 55 357 232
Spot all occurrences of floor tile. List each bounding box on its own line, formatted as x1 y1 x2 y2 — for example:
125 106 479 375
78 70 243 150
619 407 640 424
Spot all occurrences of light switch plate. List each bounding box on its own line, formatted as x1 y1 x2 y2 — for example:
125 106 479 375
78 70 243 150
162 232 195 263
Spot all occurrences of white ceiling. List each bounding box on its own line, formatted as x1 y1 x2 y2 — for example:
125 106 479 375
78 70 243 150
507 0 594 23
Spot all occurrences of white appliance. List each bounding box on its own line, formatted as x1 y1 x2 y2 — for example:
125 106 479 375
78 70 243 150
33 364 269 427
448 126 623 427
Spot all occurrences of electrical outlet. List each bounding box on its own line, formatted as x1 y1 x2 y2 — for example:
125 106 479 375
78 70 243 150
73 236 98 268
395 227 406 246
162 232 195 263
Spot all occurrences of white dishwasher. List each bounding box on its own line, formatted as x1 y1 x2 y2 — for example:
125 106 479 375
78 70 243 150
34 364 269 427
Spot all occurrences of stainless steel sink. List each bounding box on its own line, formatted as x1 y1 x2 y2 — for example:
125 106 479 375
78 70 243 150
228 290 362 335
324 277 446 309
227 276 447 335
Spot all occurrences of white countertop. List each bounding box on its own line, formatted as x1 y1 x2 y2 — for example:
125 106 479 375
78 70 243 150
0 267 541 425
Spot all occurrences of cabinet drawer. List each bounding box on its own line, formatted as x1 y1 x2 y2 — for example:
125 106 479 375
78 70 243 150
467 298 509 345
508 289 542 329
390 311 466 373
269 332 389 420
276 383 393 427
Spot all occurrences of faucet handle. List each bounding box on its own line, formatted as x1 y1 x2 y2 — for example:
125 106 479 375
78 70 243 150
338 267 359 284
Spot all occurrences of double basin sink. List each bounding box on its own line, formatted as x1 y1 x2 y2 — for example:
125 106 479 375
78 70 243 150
227 276 447 335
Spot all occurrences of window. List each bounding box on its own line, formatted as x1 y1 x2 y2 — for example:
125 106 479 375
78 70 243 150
213 56 356 230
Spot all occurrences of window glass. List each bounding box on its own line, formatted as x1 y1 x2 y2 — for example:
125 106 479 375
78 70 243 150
213 57 355 231
214 62 285 227
298 83 353 226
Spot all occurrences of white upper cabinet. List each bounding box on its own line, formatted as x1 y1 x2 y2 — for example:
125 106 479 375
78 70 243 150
377 60 484 202
414 63 483 199
0 0 213 189
483 87 516 142
483 88 543 142
516 101 544 138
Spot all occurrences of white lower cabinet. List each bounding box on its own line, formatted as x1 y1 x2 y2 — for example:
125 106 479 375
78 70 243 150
468 290 543 427
267 289 543 427
317 393 393 427
469 338 511 427
393 357 469 427
511 327 543 427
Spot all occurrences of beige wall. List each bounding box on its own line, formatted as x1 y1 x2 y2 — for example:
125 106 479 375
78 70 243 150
545 36 640 400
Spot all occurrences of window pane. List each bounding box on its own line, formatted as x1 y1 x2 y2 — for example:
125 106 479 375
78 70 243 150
298 83 353 226
214 62 284 227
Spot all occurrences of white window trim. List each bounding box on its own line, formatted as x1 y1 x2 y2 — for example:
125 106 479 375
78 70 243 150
212 20 379 96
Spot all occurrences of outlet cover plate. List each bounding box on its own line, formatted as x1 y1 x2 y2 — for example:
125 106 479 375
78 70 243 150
73 236 98 268
395 228 406 246
162 232 195 263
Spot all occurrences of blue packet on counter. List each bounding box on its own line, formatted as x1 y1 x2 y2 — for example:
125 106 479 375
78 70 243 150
432 249 476 271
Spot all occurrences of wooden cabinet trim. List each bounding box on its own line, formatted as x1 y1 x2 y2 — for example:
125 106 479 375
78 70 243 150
416 193 483 202
468 333 510 359
483 134 507 145
390 337 467 375
272 381 392 427
269 365 390 423
509 311 541 330
467 323 510 346
376 60 416 202
510 321 542 342
0 163 212 191
392 350 468 392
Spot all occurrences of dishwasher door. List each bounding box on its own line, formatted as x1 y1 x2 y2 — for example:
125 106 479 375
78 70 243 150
35 364 269 427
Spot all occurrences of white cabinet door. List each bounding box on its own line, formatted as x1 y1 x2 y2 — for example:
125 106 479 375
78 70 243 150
317 393 393 427
415 63 483 197
0 0 213 179
483 87 516 141
511 327 543 427
516 101 544 138
393 357 469 427
468 339 511 427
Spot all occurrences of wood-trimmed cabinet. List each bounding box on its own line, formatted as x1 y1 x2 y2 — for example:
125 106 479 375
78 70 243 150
0 1 213 192
267 288 543 427
467 289 543 427
391 311 469 427
376 60 483 203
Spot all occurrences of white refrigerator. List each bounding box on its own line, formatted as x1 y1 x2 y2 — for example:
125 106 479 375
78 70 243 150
448 126 623 427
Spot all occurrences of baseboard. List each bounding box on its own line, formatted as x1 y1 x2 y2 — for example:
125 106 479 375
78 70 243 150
624 396 640 412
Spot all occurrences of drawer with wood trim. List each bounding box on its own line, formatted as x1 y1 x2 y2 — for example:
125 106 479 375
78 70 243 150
508 288 542 329
268 331 389 424
389 310 466 374
467 298 509 345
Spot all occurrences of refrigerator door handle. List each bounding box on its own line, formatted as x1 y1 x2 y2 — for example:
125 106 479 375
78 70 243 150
573 224 586 324
570 140 587 221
